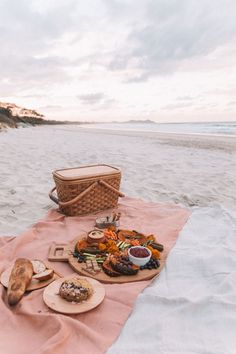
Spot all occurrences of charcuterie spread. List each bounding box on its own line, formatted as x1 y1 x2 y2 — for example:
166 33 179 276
73 228 164 278
47 213 165 284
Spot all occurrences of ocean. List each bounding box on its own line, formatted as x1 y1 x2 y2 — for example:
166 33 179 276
81 121 236 136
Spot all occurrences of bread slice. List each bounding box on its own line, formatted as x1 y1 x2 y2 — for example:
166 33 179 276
32 269 54 281
31 260 46 274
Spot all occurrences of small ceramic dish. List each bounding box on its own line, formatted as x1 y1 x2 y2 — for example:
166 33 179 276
128 246 151 266
95 217 119 229
87 230 105 243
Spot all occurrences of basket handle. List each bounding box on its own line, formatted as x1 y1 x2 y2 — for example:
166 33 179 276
98 180 125 197
49 180 124 207
49 186 59 204
49 181 99 207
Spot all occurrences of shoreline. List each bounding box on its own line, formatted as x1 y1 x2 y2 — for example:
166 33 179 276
79 125 236 138
2 122 236 138
80 124 236 138
77 126 236 152
0 125 235 235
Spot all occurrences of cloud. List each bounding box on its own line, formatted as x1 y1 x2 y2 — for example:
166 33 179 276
162 102 194 110
177 96 195 101
77 93 116 110
39 105 63 110
227 101 236 106
107 0 236 81
1 0 236 89
77 93 106 105
0 0 82 92
0 0 236 122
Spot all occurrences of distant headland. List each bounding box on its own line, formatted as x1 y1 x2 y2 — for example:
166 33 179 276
0 102 86 130
0 103 158 130
122 119 156 124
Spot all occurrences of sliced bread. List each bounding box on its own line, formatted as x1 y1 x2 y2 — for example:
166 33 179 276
31 260 46 274
32 269 54 281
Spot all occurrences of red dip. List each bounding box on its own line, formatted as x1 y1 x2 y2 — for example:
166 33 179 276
130 248 150 258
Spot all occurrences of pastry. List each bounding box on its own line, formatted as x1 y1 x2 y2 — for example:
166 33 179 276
59 278 93 302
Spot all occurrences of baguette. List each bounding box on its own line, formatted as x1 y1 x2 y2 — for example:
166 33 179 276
7 258 33 306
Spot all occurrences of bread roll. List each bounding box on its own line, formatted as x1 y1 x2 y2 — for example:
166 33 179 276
7 258 33 306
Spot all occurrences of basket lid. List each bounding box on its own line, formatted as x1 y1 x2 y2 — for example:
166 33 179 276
53 164 121 181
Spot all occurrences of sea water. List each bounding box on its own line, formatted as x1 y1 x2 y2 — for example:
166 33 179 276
81 122 236 136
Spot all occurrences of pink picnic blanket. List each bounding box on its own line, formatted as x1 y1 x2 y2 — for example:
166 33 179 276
0 197 190 354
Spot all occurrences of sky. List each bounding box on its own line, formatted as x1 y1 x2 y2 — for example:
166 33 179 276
0 0 236 123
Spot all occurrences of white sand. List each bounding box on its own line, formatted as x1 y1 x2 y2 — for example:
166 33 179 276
0 125 235 235
1 125 236 354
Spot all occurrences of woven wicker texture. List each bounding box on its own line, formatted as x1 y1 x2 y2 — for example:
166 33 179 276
53 174 121 216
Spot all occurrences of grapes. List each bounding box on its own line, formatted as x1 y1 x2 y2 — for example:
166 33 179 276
142 258 160 270
73 251 86 263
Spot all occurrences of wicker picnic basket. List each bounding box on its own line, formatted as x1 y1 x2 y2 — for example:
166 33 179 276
49 164 124 216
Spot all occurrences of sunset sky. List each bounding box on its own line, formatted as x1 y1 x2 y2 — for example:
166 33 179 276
1 0 236 122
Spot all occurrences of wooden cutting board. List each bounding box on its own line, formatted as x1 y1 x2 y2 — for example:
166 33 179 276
48 236 166 284
1 265 59 291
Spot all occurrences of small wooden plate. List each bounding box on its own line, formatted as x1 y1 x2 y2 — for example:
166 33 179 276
0 266 58 291
43 274 105 314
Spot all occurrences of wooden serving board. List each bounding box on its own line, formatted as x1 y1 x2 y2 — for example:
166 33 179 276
43 274 105 314
48 236 166 284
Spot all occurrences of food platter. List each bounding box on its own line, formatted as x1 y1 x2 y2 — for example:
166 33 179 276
48 235 166 284
69 237 166 283
1 264 59 291
43 274 105 314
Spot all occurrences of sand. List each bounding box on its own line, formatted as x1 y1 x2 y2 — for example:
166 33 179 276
1 124 236 354
0 125 236 235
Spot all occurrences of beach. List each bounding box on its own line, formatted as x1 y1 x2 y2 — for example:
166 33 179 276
0 125 235 235
1 125 236 353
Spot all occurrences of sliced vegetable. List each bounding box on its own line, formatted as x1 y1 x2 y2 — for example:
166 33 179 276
150 242 164 252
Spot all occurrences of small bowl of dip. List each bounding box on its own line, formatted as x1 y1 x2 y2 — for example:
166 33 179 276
128 246 151 266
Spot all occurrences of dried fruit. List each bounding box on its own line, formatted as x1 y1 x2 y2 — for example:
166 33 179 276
109 255 139 276
102 259 121 277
